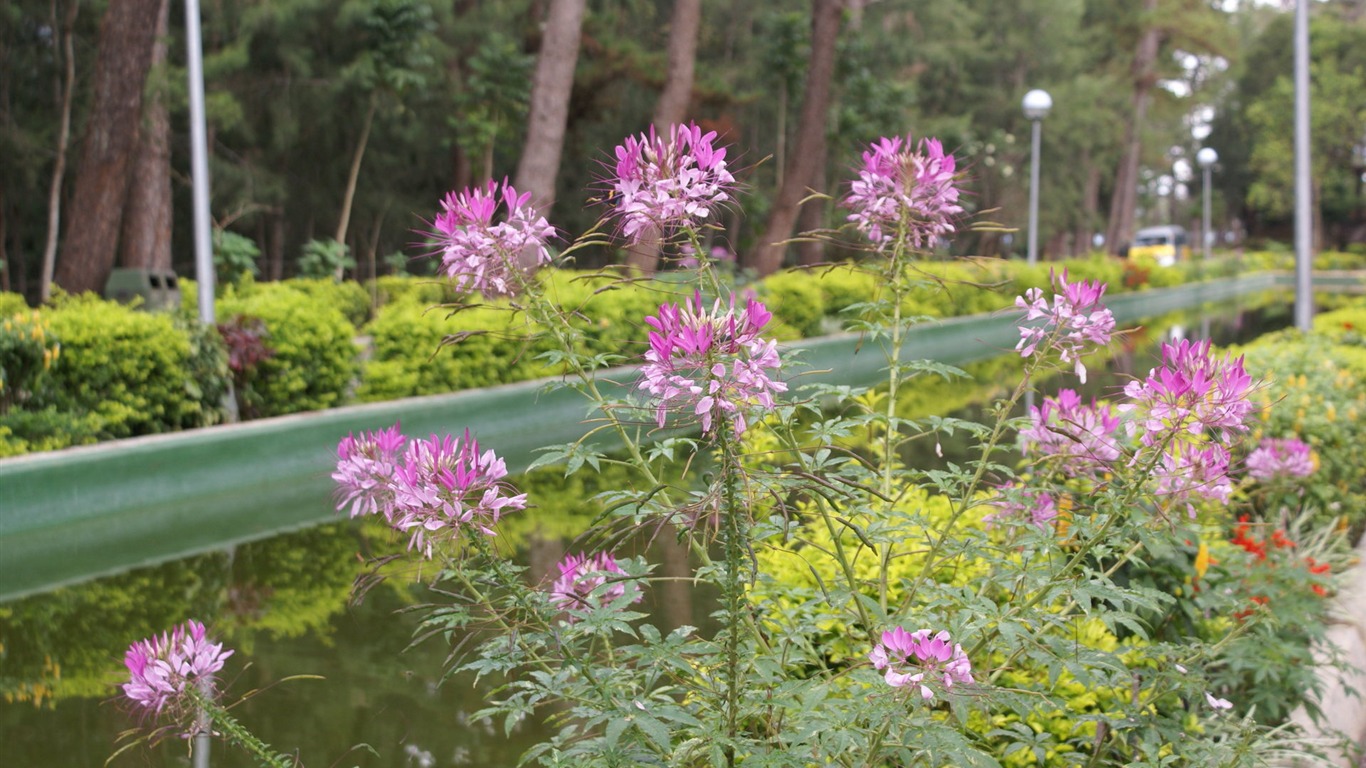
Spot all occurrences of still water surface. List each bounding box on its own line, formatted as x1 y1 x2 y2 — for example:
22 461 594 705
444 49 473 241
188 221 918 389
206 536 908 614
0 301 1290 767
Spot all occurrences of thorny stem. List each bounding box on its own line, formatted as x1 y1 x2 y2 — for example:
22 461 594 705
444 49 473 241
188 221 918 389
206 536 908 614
187 688 293 768
878 241 909 614
719 428 745 767
862 718 895 768
505 250 665 494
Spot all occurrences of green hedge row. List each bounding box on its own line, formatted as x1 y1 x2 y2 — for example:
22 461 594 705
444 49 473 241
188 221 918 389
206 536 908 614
2 252 1360 457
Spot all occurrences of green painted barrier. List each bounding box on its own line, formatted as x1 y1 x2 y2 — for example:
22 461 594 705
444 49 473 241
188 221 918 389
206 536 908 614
0 271 1341 601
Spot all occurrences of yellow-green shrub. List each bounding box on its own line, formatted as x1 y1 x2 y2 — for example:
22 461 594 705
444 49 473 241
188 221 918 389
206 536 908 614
357 298 545 401
267 277 372 326
758 270 827 338
218 284 358 416
0 292 29 317
365 275 458 308
43 296 221 438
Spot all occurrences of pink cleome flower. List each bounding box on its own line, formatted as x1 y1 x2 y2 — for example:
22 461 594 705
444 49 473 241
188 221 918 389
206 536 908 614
985 484 1058 530
869 627 975 701
122 620 233 720
1016 270 1116 383
639 292 787 436
1245 437 1315 482
332 425 526 557
845 134 963 252
549 552 641 615
608 122 735 243
333 423 407 519
1019 388 1122 477
1152 441 1233 517
429 179 555 297
1120 338 1255 447
388 430 527 558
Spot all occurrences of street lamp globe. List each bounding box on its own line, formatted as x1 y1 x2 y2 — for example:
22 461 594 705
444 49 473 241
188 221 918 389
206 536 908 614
1022 89 1052 266
1022 89 1053 121
1197 147 1218 169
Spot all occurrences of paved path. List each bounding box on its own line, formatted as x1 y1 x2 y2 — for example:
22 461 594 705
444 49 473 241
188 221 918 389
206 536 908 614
1286 533 1366 766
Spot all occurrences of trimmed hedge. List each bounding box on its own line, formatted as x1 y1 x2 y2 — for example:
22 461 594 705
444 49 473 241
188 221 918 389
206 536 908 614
7 258 1360 458
40 295 224 439
358 298 546 401
217 283 359 417
358 271 666 402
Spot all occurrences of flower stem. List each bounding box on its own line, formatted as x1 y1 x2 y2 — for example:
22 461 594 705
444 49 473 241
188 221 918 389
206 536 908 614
718 429 745 767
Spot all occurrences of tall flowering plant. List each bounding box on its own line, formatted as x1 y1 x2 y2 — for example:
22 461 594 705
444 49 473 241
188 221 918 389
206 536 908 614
114 621 297 767
324 128 1335 767
124 127 1342 767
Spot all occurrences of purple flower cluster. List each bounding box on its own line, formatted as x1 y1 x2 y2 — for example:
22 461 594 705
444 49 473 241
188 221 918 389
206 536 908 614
1019 389 1122 478
845 135 963 252
1154 442 1234 511
986 484 1059 530
333 422 406 518
122 620 233 718
640 292 787 436
869 627 974 701
1245 437 1315 482
1118 339 1256 515
1122 339 1254 444
549 552 641 616
430 180 555 297
333 425 526 557
609 123 735 243
1016 270 1116 383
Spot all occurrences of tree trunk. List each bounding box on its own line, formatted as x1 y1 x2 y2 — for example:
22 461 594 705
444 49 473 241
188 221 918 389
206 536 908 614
119 0 173 272
54 0 163 295
0 191 9 293
268 213 285 281
334 94 378 279
750 0 842 277
1104 0 1161 256
40 0 80 301
513 0 586 222
652 0 701 133
795 137 828 266
1074 154 1101 256
625 0 704 276
657 531 693 631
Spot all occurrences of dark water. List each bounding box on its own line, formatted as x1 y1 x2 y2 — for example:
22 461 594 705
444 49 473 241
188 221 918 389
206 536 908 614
0 300 1291 768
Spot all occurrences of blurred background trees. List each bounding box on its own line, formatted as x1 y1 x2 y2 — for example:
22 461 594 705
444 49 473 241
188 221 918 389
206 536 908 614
0 0 1362 300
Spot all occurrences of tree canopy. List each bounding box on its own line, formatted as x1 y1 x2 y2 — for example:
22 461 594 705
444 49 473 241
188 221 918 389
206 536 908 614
0 0 1362 297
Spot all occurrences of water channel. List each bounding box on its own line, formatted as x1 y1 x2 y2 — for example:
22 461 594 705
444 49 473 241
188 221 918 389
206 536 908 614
0 297 1293 767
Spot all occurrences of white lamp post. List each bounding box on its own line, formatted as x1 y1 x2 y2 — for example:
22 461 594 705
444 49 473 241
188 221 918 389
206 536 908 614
1197 147 1218 262
1294 0 1312 330
1023 89 1052 266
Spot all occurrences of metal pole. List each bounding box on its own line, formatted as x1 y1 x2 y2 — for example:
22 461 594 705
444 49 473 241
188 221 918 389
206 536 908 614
186 0 215 325
193 678 212 768
1202 165 1212 262
1293 0 1313 331
1027 118 1042 266
193 730 211 768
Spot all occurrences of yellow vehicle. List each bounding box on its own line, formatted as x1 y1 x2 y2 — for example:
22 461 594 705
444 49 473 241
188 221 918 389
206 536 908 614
1127 225 1191 268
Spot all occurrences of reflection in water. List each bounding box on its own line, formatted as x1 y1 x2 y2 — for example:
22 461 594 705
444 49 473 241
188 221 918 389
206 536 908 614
0 301 1289 766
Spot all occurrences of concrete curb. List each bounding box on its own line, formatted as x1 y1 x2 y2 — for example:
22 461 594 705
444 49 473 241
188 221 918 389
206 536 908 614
1283 534 1366 766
